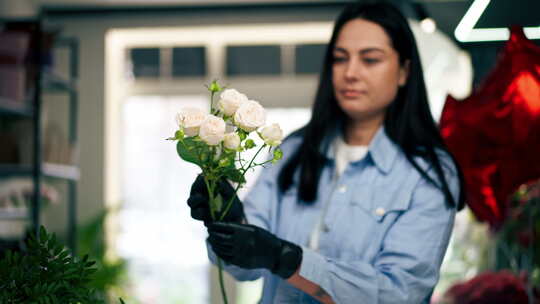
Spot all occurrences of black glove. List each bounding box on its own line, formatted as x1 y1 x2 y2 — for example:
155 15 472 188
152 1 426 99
207 222 303 279
187 175 245 225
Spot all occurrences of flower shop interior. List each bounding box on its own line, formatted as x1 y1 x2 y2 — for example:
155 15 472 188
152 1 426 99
0 0 539 303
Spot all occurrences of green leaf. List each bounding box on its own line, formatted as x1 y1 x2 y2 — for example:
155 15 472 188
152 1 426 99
238 129 247 141
39 226 47 242
175 129 184 140
218 158 231 168
5 250 12 263
176 137 203 166
244 139 256 149
64 268 78 275
50 234 57 247
54 244 64 257
207 79 222 93
167 129 184 141
272 148 283 163
85 261 96 267
86 268 98 275
201 153 209 163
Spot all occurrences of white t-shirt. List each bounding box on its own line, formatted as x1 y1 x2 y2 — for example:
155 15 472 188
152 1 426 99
333 135 369 178
308 135 368 250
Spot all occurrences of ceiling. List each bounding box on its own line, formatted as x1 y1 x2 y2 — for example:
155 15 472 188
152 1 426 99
36 0 375 6
3 0 539 43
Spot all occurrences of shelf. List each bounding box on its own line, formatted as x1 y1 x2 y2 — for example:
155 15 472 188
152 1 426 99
0 163 79 181
42 72 77 93
0 31 79 252
0 97 33 117
0 164 33 177
43 163 80 181
0 74 76 117
0 208 27 220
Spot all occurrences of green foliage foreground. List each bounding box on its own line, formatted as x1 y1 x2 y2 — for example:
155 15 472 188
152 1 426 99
0 226 123 304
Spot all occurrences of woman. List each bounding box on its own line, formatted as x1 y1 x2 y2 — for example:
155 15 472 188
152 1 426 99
187 2 465 303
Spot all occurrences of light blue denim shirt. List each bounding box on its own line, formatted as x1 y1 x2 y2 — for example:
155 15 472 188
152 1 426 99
207 126 459 304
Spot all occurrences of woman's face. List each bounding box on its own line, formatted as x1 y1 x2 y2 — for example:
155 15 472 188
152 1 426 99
332 18 408 123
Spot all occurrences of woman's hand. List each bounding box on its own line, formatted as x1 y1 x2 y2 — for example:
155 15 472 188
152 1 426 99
187 175 245 225
207 222 302 279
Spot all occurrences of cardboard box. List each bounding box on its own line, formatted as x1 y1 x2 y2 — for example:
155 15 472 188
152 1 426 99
0 31 30 64
0 65 27 102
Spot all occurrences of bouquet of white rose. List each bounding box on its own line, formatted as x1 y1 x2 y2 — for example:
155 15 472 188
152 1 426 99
167 80 283 304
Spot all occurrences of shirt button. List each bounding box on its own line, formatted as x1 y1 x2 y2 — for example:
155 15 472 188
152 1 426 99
337 185 347 193
323 224 330 232
375 207 386 216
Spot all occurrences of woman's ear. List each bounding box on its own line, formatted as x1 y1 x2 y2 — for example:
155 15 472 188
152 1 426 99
398 59 410 87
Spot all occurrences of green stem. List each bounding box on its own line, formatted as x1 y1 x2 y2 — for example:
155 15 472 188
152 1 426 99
217 258 229 304
206 175 229 304
219 144 267 221
219 181 244 222
253 159 274 167
210 91 217 115
203 176 216 220
237 151 246 171
242 144 267 175
206 81 228 304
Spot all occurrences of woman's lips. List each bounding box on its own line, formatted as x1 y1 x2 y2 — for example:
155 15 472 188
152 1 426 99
341 89 366 98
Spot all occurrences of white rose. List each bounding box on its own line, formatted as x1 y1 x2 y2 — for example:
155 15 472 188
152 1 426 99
234 100 266 132
218 89 248 116
223 133 241 150
176 107 207 137
259 123 283 146
199 115 226 146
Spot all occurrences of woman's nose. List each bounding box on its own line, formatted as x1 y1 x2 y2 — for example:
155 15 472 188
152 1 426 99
345 60 363 81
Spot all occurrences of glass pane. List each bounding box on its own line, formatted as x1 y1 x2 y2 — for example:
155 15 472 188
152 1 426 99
130 48 160 78
295 44 327 75
226 45 281 76
172 47 206 77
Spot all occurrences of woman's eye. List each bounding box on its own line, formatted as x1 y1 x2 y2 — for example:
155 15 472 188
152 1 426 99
333 56 347 63
363 58 380 64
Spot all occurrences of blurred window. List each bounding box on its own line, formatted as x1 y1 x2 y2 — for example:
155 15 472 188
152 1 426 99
226 45 281 76
295 43 326 75
130 48 160 78
172 47 206 77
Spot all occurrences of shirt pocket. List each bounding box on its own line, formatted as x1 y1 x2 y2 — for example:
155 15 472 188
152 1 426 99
353 185 413 222
332 185 413 260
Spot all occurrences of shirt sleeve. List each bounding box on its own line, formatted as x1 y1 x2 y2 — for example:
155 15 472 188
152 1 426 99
298 162 459 304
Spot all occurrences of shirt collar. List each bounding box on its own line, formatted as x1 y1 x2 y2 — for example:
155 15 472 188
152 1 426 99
322 124 399 174
367 126 399 174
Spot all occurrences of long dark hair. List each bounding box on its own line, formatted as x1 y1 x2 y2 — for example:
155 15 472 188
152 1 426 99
278 1 465 210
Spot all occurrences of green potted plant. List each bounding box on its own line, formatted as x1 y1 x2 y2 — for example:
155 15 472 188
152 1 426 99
0 226 124 303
